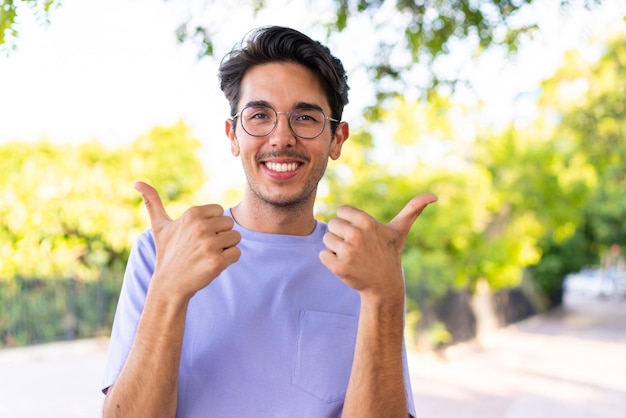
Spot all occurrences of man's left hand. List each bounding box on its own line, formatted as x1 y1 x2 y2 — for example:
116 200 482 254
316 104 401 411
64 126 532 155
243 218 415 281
320 193 437 299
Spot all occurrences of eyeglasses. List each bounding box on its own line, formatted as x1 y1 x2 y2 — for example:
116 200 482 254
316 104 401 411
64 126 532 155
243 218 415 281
232 105 339 139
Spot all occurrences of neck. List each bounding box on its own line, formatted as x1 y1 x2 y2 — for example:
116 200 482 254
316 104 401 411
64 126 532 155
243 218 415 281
231 196 317 236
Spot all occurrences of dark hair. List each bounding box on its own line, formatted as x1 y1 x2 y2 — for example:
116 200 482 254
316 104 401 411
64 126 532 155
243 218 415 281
218 26 349 133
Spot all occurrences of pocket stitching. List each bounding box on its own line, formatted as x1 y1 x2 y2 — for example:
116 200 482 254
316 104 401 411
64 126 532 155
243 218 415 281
291 310 358 403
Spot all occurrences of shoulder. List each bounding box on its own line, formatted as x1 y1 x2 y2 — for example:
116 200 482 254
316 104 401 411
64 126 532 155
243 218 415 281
133 229 156 258
124 229 156 284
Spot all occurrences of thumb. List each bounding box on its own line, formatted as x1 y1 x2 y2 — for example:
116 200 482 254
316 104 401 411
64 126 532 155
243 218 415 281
134 181 172 231
388 193 438 238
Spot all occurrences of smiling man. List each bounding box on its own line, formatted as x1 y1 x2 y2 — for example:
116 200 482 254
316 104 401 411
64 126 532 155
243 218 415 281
101 26 436 418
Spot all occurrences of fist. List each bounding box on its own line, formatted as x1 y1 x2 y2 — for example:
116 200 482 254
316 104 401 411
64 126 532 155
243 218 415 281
135 181 241 299
319 194 436 298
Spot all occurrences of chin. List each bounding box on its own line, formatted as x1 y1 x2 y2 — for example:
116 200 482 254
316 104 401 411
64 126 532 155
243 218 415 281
255 189 314 209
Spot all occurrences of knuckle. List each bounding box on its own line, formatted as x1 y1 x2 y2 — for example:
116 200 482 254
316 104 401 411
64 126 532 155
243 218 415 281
184 205 202 219
205 257 222 274
334 265 348 278
345 228 365 246
222 216 235 230
191 220 210 236
209 203 225 213
358 213 377 230
232 230 242 245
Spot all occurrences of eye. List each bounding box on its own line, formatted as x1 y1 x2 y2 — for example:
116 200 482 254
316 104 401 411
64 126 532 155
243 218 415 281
292 108 322 124
244 106 273 121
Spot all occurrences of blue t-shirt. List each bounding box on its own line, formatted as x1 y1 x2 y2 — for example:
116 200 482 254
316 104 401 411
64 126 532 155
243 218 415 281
102 211 416 417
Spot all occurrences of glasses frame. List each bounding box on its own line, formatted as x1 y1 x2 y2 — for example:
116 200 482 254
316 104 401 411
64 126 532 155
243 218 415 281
232 105 340 139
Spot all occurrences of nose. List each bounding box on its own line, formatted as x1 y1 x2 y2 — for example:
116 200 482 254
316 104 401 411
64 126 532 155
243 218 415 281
269 112 296 148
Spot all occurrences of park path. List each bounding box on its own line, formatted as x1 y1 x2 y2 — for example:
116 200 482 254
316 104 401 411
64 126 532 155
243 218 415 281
1 293 625 417
408 293 626 418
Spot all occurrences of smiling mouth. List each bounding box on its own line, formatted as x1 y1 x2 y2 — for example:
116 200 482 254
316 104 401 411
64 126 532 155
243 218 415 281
264 162 301 172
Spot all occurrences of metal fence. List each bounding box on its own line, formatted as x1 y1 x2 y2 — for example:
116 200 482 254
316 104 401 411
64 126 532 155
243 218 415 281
0 272 123 348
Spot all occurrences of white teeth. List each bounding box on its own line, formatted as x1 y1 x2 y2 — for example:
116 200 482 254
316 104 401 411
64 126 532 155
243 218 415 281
266 162 298 172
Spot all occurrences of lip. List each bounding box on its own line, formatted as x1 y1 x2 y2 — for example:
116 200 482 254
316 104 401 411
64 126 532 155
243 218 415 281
260 158 303 180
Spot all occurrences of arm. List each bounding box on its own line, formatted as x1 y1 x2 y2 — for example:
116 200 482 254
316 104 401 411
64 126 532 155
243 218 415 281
103 287 189 417
320 194 437 418
343 289 408 417
103 182 241 418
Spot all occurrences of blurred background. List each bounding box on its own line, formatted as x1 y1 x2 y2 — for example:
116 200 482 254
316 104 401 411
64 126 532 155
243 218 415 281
1 0 625 416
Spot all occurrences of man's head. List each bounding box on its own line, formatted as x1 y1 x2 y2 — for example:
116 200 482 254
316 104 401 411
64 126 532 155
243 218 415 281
218 26 349 135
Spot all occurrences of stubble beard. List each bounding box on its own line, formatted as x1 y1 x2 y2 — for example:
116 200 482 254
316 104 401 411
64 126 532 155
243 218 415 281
245 157 329 214
246 168 322 212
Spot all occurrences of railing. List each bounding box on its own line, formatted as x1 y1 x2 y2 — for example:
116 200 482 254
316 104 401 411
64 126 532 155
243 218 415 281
0 272 123 348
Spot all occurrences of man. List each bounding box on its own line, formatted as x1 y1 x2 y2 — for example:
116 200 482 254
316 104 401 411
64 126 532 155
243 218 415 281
102 26 436 417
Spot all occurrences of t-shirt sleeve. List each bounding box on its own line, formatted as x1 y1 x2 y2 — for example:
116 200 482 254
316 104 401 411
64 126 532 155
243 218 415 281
403 338 417 417
101 230 156 393
401 268 417 417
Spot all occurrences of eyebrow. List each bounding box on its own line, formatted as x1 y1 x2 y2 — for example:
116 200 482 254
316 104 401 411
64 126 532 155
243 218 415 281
243 100 325 112
244 100 272 109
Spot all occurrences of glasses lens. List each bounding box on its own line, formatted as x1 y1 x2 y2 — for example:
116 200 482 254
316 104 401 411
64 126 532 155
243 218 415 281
289 108 325 139
240 106 276 137
239 106 327 138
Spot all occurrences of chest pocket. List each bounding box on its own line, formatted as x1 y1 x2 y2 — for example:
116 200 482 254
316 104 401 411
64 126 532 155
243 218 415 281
292 310 358 403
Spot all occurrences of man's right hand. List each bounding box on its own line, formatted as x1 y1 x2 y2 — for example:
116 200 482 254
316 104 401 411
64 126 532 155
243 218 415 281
135 181 241 299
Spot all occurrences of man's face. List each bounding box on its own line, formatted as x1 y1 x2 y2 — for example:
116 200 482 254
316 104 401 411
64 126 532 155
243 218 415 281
226 62 349 209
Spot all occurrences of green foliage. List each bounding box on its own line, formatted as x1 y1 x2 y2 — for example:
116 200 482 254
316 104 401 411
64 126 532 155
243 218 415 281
159 0 600 102
528 33 626 302
0 120 205 282
320 29 626 319
1 0 606 122
128 121 206 204
0 121 206 346
333 0 598 103
1 0 622 346
0 0 60 52
321 92 547 311
423 320 452 347
1 0 607 99
530 229 595 306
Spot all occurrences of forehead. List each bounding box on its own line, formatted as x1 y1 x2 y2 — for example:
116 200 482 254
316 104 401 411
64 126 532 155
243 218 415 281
238 62 329 110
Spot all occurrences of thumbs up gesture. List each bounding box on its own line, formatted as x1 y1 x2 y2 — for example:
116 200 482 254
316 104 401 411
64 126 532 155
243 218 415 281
134 181 241 299
320 193 437 299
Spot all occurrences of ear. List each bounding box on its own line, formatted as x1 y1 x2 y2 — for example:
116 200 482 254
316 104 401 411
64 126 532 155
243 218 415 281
225 119 240 157
329 122 349 160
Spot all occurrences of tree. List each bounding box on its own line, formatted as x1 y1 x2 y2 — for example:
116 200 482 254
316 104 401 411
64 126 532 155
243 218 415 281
475 124 596 306
317 93 546 345
528 32 626 302
0 0 60 51
0 121 206 346
318 26 626 339
2 0 602 99
179 1 601 79
0 120 205 281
